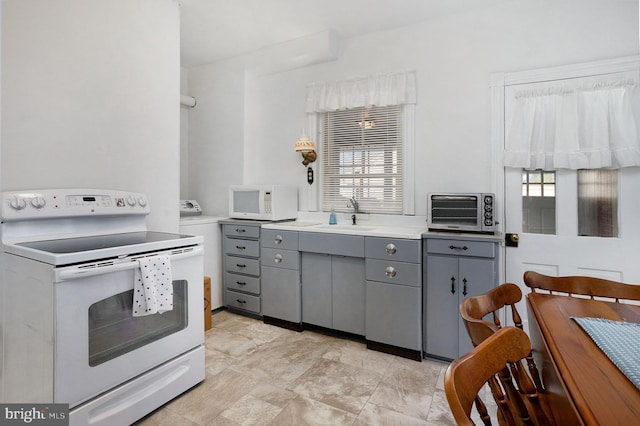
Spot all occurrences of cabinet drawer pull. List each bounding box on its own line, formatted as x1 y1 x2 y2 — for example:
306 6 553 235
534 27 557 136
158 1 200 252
235 228 246 233
236 299 247 304
462 278 468 296
236 263 246 268
274 254 283 263
275 235 283 244
451 276 456 294
385 266 397 278
449 245 468 251
235 245 246 250
385 243 397 255
236 281 247 286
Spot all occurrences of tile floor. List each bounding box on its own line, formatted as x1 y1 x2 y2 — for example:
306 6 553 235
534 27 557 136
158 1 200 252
137 310 494 425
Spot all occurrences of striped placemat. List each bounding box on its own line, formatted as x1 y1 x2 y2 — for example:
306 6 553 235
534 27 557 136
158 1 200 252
572 316 640 391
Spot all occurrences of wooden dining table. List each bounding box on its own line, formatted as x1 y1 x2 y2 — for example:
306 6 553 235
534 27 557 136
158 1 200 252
526 292 640 426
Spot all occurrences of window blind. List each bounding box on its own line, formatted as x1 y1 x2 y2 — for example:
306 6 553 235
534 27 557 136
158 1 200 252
321 105 403 214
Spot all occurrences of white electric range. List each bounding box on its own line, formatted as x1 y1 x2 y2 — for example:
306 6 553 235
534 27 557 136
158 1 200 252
0 189 205 426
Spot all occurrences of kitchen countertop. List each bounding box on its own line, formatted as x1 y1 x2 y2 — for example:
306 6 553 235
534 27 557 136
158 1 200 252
262 221 428 239
227 213 504 241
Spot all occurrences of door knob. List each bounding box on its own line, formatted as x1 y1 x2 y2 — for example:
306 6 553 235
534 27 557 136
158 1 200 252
506 233 519 247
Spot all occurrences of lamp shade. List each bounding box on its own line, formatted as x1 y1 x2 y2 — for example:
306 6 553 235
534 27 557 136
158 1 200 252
295 135 316 152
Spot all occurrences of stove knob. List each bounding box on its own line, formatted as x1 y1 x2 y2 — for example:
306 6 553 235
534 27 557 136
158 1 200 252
126 196 136 206
138 197 147 207
30 196 46 209
9 196 27 210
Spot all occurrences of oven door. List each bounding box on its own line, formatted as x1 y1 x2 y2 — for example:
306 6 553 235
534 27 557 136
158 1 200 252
53 246 204 408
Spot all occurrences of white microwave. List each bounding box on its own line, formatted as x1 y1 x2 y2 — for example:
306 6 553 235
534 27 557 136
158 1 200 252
229 185 298 221
427 193 495 234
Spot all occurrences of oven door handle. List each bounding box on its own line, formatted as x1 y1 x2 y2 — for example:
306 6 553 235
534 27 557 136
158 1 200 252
56 246 204 281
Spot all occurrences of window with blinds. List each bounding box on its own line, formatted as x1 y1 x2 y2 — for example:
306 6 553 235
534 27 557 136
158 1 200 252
321 105 403 214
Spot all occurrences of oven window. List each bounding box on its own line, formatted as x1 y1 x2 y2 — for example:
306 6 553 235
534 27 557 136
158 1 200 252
88 280 188 366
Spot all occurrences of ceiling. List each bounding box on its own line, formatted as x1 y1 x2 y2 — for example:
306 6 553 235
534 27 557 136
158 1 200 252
178 0 511 67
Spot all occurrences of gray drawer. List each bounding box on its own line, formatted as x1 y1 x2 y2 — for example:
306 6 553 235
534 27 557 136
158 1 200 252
261 247 300 270
365 258 421 287
223 224 260 239
299 232 364 257
261 229 298 250
224 236 260 257
224 255 260 276
426 238 496 259
365 237 421 263
225 272 260 295
225 289 260 314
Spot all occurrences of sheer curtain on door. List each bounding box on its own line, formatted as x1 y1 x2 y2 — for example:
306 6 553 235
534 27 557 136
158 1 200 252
504 73 640 237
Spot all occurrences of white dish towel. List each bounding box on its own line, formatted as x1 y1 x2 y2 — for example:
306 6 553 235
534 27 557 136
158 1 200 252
133 255 173 317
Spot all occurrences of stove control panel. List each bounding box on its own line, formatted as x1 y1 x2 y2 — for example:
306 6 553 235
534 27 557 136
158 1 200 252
0 189 150 221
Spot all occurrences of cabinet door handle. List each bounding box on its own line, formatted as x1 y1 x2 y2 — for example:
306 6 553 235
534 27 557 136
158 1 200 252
275 235 283 244
449 245 468 251
385 243 397 255
235 228 246 233
450 276 456 294
236 245 246 250
385 266 397 278
236 263 246 268
236 281 247 286
462 278 468 296
274 254 283 263
236 299 247 304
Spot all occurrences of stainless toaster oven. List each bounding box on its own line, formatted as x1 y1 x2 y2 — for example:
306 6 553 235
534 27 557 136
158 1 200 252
427 193 495 234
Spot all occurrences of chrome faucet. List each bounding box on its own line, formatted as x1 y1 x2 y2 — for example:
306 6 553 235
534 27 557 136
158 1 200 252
348 197 359 225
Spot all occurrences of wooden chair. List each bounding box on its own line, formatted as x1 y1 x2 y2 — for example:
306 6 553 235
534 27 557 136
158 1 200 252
445 327 548 426
523 271 640 302
459 284 549 425
460 283 524 346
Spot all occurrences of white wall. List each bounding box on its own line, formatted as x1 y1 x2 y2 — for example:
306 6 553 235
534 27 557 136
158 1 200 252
186 0 638 217
180 67 190 198
1 0 181 231
187 59 246 216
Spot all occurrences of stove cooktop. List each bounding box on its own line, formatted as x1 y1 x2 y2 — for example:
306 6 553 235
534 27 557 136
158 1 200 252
5 231 202 266
17 231 193 254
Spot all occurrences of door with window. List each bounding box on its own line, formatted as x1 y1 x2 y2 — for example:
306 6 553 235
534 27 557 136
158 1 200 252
497 58 640 329
504 167 640 316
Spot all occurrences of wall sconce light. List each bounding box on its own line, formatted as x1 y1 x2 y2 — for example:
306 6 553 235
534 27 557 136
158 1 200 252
294 132 316 185
294 133 317 166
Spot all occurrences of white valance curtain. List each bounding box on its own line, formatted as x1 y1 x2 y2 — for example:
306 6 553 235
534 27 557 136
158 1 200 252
505 79 640 169
305 70 417 112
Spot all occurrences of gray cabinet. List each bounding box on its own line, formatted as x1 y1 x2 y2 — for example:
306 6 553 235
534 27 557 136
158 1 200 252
332 255 366 335
365 237 422 358
300 253 332 328
423 236 499 360
299 232 365 335
261 229 301 325
222 222 262 315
